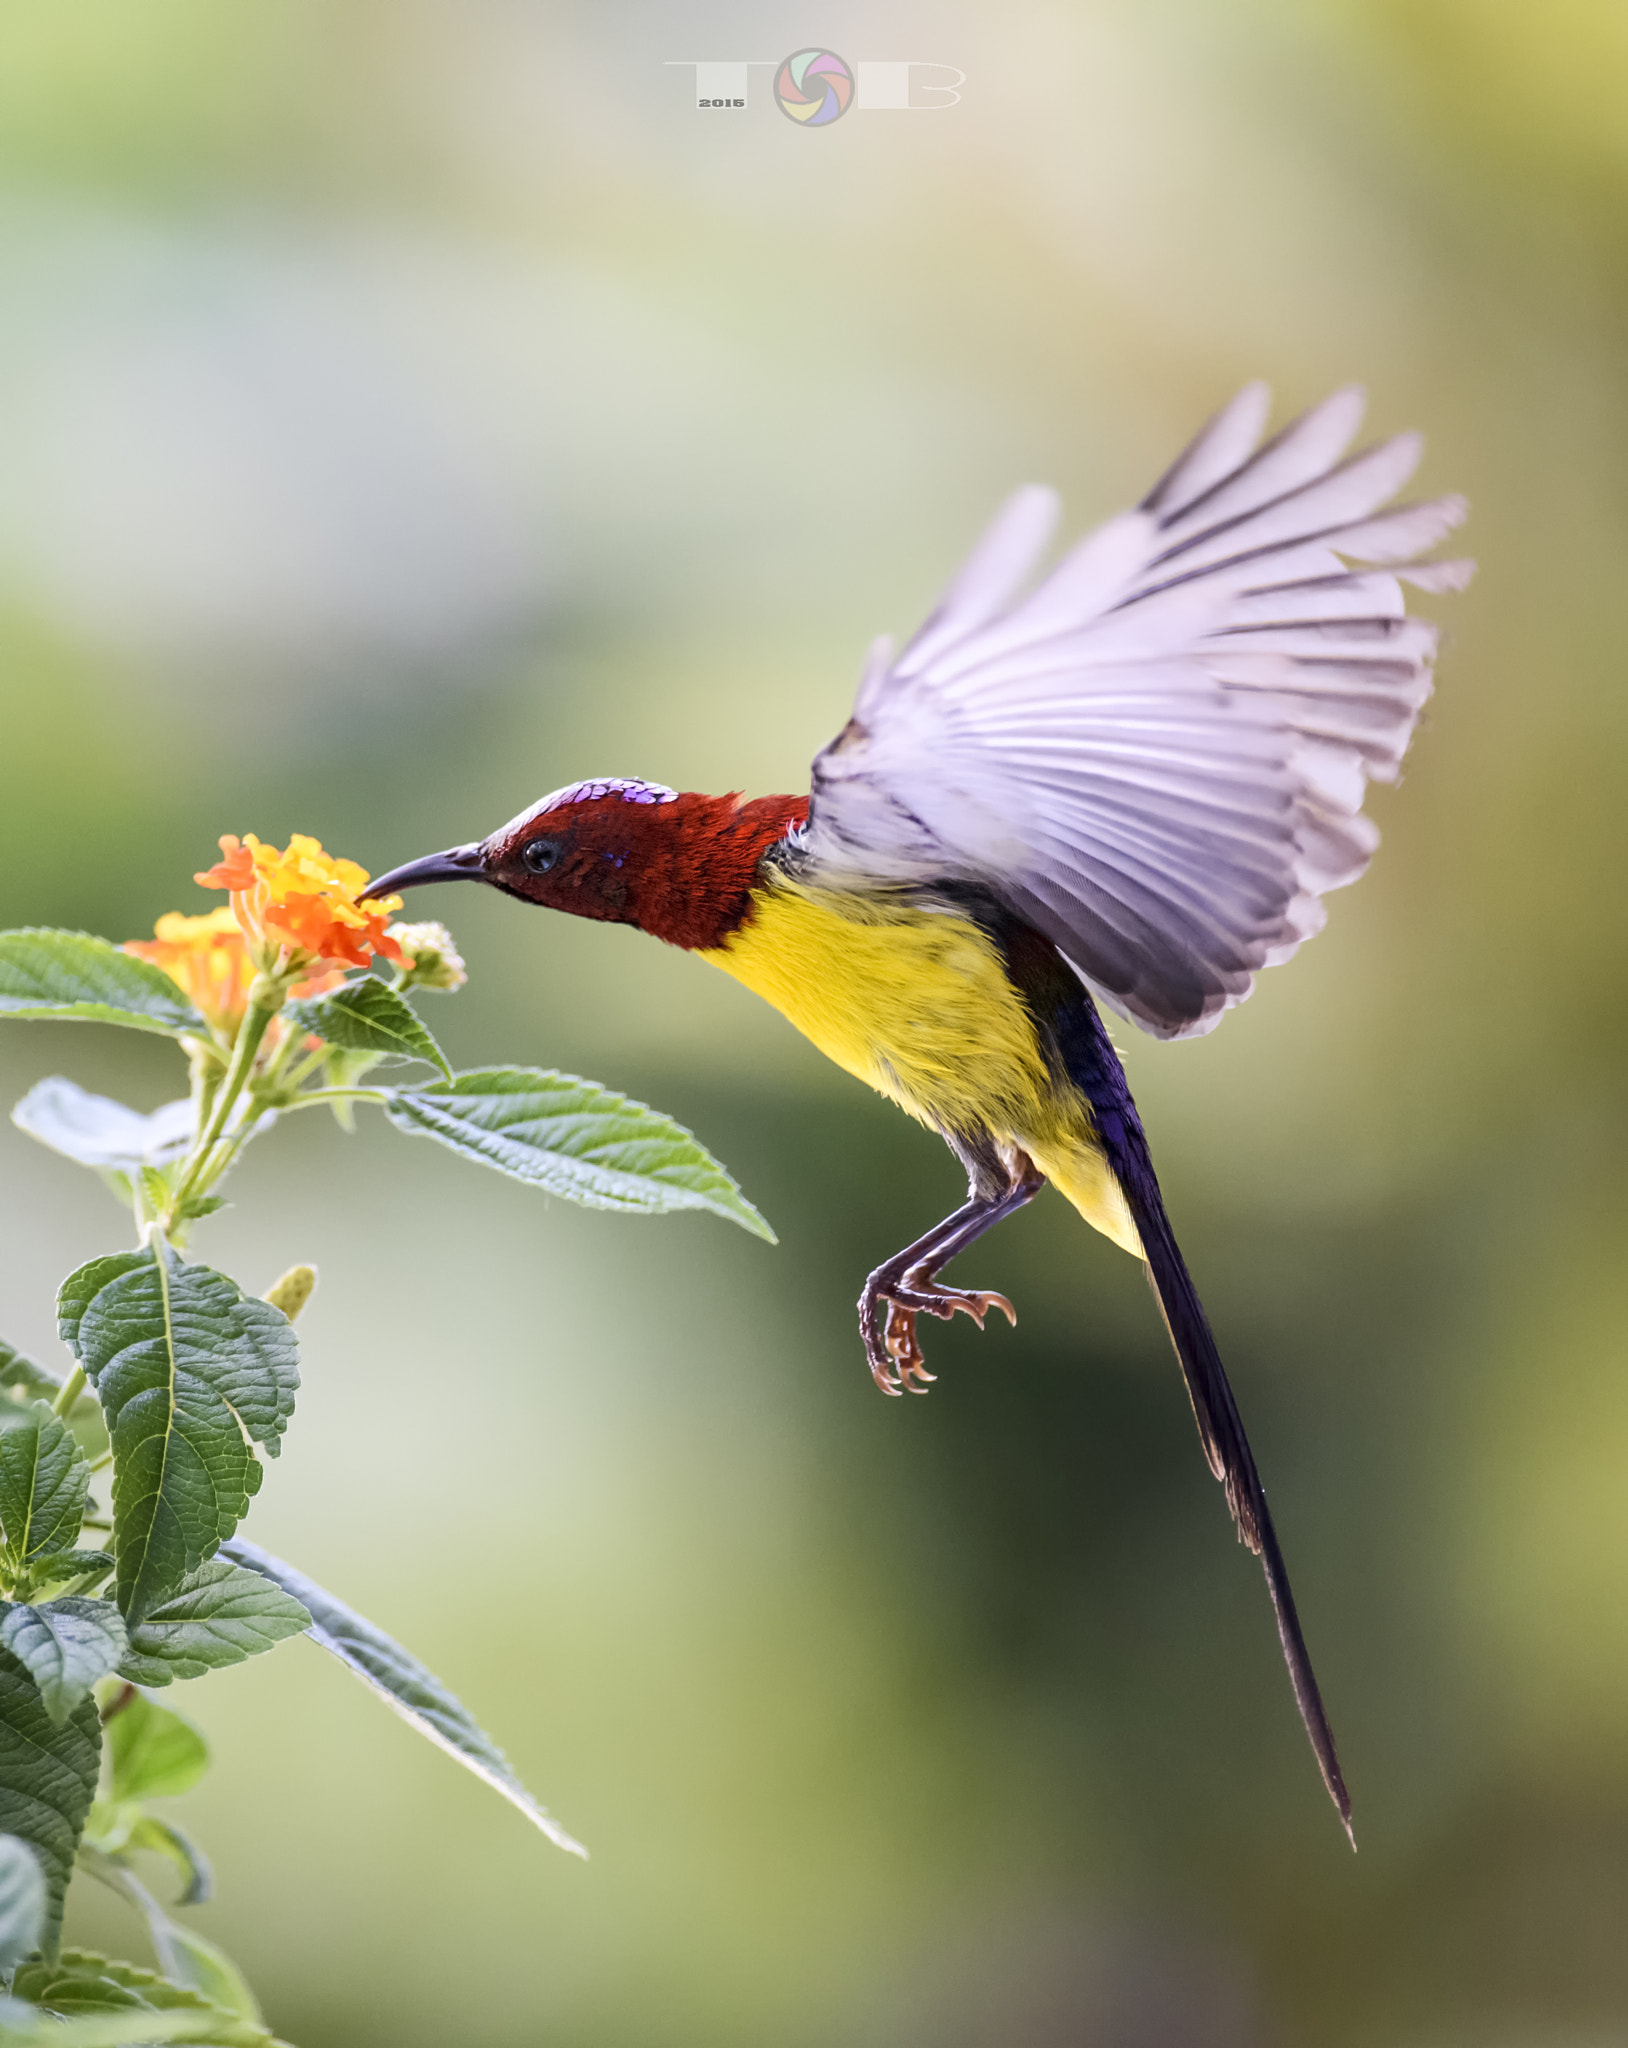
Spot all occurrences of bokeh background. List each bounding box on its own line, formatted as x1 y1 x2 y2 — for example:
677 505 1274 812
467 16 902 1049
1 2 1625 2042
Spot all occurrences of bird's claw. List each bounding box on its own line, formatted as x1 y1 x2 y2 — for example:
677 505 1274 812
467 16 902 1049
883 1301 936 1394
859 1275 1017 1396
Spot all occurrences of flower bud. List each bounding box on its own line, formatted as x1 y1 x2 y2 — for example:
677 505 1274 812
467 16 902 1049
388 921 467 993
263 1264 318 1322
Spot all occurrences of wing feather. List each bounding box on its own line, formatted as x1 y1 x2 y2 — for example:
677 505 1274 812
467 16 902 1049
807 386 1471 1037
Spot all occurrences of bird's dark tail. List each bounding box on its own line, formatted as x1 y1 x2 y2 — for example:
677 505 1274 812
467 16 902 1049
1056 989 1354 1844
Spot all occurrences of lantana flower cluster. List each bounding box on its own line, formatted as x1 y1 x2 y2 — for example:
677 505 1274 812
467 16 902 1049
125 834 457 1040
197 833 405 977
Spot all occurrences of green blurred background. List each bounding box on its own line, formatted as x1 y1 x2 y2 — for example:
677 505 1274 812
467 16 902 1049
1 1 1625 2041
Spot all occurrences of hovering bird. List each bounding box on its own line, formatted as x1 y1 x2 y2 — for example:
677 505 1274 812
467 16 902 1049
371 385 1471 1839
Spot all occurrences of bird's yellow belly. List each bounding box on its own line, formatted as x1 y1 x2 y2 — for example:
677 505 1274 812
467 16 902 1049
698 875 1139 1254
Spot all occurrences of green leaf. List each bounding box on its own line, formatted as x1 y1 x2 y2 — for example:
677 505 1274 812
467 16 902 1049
0 1345 61 1398
107 1695 208 1804
148 1929 257 2027
0 1835 45 1973
144 1921 258 2026
124 1815 212 1906
0 2004 265 2047
288 978 451 1081
0 1392 109 1472
9 1952 146 2015
61 1396 109 1469
223 1538 585 1857
0 933 205 1038
9 1950 274 2045
0 1603 127 1724
26 1553 115 1595
76 1849 246 2018
0 1647 100 1955
118 1561 310 1688
58 1246 299 1622
0 1411 90 1566
384 1066 775 1239
11 1083 194 1175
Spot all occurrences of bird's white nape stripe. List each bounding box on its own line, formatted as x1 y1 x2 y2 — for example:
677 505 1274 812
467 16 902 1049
805 383 1472 1040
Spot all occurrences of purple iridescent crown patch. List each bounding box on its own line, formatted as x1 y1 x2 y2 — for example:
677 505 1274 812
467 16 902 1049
538 778 678 813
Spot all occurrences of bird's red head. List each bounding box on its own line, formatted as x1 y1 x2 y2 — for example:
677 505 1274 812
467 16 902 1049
369 779 808 951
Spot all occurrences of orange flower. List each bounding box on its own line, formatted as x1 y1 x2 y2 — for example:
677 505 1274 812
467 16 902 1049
126 909 256 1033
125 907 347 1035
195 833 406 977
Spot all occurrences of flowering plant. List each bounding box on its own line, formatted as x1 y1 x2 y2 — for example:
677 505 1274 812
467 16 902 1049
0 836 770 2044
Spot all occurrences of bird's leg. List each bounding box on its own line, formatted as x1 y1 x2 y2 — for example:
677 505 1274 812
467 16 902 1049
858 1205 981 1396
858 1151 1045 1396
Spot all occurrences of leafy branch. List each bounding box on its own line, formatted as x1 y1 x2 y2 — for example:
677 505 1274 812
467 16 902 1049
0 846 775 2038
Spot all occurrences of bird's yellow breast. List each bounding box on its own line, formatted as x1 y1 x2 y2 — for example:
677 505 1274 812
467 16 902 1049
700 874 1049 1131
697 872 1139 1253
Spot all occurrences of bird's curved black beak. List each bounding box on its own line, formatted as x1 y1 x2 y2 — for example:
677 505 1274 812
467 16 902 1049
368 842 488 898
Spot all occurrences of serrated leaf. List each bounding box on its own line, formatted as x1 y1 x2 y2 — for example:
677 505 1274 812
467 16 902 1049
224 1538 585 1856
9 1950 145 2014
117 1561 309 1687
141 1909 257 2025
0 933 205 1037
10 1950 274 2044
57 1246 299 1622
384 1066 775 1239
0 1344 61 1398
288 979 451 1080
61 1395 109 1469
76 1848 245 2018
0 1835 45 1973
26 1553 115 1594
4 1391 110 1470
11 1083 194 1175
107 1696 208 1804
0 2006 266 2047
0 1647 100 1955
0 1411 90 1566
0 1602 128 1725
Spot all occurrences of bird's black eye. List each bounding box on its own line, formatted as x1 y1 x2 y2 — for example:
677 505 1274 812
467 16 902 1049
521 837 560 875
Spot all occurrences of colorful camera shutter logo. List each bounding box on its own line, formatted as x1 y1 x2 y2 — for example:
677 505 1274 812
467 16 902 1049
774 49 854 126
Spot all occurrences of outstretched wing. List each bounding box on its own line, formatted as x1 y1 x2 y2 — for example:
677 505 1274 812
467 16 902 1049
804 385 1472 1038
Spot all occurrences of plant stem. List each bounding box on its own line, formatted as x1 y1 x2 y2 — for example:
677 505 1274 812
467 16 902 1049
165 995 279 1223
186 1036 225 1144
279 1086 390 1112
264 1048 331 1114
52 1365 86 1418
257 1018 312 1098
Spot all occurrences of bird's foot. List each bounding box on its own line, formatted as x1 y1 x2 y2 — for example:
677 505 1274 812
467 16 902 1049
858 1270 1017 1397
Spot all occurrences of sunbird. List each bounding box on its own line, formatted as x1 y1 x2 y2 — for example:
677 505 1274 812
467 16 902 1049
371 385 1470 1838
